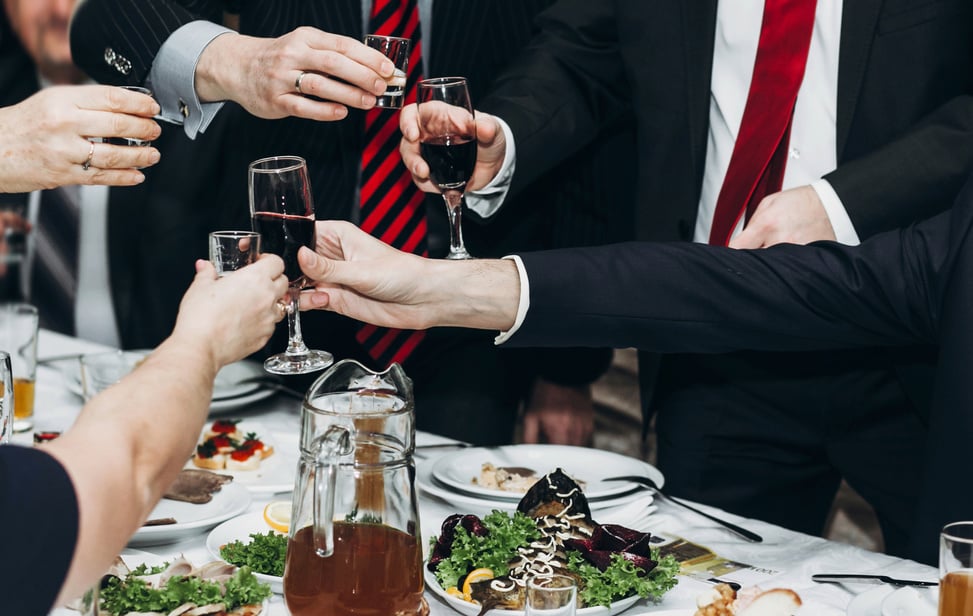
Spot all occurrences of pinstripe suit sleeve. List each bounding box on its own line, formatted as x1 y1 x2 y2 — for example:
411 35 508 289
69 0 224 87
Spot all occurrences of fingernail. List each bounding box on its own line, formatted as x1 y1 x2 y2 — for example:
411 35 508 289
361 94 376 108
382 60 394 77
148 150 161 163
373 79 386 93
335 106 349 119
135 173 145 183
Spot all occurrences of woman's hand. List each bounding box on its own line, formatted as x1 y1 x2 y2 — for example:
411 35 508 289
172 256 289 370
0 85 161 192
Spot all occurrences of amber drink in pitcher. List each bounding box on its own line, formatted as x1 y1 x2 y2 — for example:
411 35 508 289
283 359 424 616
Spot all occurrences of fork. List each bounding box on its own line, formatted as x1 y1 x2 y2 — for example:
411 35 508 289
604 475 763 543
231 375 305 400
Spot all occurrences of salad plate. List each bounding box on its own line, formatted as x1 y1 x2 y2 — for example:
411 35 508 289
207 510 285 594
431 445 663 502
425 570 641 616
183 421 298 494
129 481 251 546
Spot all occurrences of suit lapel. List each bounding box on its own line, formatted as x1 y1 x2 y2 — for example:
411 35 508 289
682 0 718 194
836 0 883 160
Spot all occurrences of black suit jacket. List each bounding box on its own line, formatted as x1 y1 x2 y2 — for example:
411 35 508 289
0 14 229 349
509 173 973 565
476 0 973 420
70 0 626 381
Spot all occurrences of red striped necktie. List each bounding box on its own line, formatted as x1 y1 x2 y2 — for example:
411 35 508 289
357 0 427 368
708 0 818 246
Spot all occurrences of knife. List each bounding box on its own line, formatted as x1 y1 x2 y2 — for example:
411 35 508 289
811 573 938 587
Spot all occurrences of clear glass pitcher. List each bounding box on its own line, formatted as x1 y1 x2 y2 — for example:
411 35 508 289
283 359 425 616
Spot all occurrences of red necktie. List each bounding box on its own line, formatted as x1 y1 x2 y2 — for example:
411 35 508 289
357 0 427 368
708 0 818 246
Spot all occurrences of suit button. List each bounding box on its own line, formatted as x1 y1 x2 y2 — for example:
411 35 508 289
103 47 132 75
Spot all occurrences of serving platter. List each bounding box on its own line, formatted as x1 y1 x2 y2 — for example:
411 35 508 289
431 445 663 502
207 510 285 594
130 482 251 546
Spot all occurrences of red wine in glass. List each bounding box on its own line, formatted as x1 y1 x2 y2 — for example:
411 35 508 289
252 211 315 284
420 135 476 189
248 155 333 375
417 77 476 260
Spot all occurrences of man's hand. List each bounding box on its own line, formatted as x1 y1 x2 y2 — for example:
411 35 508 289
297 221 520 332
196 28 394 122
0 86 161 192
730 185 837 249
399 105 507 193
521 380 594 446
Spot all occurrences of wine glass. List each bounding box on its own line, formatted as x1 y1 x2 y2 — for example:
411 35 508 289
248 156 333 375
416 77 477 260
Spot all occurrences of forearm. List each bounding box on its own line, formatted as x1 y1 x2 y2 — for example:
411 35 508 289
425 259 520 331
48 337 218 602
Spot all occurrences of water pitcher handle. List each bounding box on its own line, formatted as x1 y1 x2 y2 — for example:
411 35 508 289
312 425 351 557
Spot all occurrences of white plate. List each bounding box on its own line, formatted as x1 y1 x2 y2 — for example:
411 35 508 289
881 586 937 616
184 421 298 494
431 445 662 502
207 510 286 594
846 586 895 616
425 570 641 616
129 481 251 546
57 353 272 409
417 460 646 514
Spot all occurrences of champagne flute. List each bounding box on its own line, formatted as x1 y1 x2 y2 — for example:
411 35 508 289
417 77 477 260
248 156 333 375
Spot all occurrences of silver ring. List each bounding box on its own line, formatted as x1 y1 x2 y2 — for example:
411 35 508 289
295 71 308 95
81 141 95 171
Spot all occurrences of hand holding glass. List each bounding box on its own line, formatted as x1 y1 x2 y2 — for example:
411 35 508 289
248 156 333 375
417 77 476 259
209 231 261 276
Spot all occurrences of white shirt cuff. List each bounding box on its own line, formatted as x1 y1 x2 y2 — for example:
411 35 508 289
494 255 530 345
464 116 517 219
812 178 860 246
147 20 233 138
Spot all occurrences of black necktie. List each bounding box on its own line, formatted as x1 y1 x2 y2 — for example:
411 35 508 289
32 186 79 335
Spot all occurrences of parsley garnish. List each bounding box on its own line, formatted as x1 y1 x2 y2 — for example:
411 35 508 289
99 566 271 615
220 531 288 577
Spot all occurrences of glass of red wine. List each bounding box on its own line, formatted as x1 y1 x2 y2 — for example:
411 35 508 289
248 155 333 375
416 77 477 260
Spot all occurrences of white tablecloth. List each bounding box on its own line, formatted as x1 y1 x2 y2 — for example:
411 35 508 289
34 330 937 616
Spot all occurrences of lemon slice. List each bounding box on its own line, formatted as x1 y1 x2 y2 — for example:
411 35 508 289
263 500 291 534
462 567 495 598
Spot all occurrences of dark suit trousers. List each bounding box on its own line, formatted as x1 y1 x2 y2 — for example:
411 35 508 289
653 350 927 557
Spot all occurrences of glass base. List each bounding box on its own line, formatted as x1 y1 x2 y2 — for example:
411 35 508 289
263 349 334 375
445 248 473 260
13 418 32 433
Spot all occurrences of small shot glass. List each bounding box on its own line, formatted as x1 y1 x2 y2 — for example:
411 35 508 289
109 86 156 147
209 230 261 277
364 34 410 109
526 575 577 616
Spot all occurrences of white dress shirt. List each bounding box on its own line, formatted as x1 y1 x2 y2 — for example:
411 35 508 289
498 1 851 341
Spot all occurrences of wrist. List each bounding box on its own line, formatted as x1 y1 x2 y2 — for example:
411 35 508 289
194 33 253 103
427 259 519 331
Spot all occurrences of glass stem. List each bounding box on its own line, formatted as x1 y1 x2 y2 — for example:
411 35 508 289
285 286 309 357
443 190 468 258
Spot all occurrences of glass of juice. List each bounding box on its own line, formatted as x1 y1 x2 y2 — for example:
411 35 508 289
0 303 37 432
940 521 973 616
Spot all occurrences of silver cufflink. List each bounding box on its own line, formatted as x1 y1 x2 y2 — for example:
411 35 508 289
103 47 132 75
178 99 189 118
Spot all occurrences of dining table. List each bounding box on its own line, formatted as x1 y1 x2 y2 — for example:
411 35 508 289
32 329 939 616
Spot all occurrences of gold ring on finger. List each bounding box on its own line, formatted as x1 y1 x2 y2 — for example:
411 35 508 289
81 141 95 171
